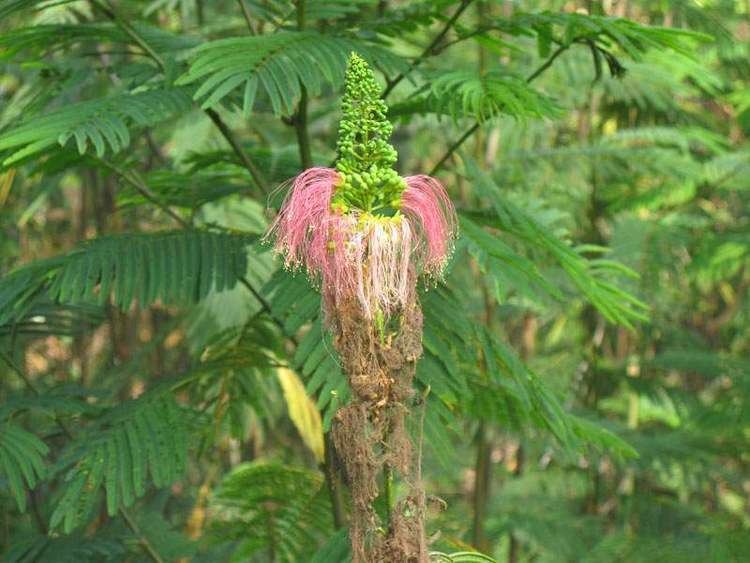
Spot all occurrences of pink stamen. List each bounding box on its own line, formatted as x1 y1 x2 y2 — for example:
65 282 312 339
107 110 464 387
401 175 457 275
266 167 340 272
267 170 456 321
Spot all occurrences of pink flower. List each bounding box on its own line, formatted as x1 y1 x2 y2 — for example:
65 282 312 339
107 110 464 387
267 167 340 271
266 169 456 320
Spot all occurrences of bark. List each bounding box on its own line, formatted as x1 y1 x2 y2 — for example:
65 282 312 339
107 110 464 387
331 277 427 562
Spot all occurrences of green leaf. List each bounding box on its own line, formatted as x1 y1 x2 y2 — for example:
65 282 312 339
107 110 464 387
50 394 188 533
0 423 48 512
0 87 192 165
178 30 406 116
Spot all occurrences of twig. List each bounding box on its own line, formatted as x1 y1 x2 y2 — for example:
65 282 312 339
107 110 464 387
524 43 571 83
96 159 189 228
204 109 270 195
91 0 270 195
430 42 575 174
428 123 479 176
237 0 256 34
118 506 166 563
90 0 165 69
292 0 313 169
382 0 474 99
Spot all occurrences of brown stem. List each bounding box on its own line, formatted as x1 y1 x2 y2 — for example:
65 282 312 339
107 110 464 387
205 109 270 195
293 0 313 170
507 444 524 563
97 159 189 228
471 422 491 552
237 0 256 34
382 0 475 98
324 433 346 529
331 294 427 562
90 0 165 69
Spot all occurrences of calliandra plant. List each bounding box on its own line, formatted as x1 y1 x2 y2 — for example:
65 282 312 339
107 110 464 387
267 53 456 563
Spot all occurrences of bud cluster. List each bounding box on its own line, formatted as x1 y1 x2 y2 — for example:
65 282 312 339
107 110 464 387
333 53 406 213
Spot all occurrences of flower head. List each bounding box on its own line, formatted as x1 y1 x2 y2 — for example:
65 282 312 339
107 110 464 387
267 53 456 320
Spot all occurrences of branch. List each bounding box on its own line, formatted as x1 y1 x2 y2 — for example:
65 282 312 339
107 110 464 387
236 0 256 34
524 43 571 83
430 42 574 174
92 0 270 195
428 123 478 176
204 109 271 195
382 0 474 99
97 159 189 228
292 0 313 169
90 0 165 69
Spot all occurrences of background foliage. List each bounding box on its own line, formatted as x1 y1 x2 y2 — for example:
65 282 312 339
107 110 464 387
1 0 749 561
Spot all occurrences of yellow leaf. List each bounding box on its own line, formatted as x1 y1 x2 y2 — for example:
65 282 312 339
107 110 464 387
0 169 16 207
276 367 325 463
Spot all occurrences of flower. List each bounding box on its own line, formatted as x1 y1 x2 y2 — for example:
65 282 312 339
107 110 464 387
266 54 456 320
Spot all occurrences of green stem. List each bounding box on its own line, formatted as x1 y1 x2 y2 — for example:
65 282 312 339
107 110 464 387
384 464 394 527
430 41 575 174
293 0 313 169
382 0 474 98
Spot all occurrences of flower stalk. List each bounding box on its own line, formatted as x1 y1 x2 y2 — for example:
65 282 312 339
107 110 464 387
266 53 456 562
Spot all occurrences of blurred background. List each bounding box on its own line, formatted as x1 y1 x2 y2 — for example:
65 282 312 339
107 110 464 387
1 1 749 561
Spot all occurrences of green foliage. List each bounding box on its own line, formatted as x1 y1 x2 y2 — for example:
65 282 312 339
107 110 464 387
0 87 192 165
0 422 48 511
4 533 125 563
0 1 747 561
509 10 712 60
463 159 649 327
393 71 560 123
0 231 254 326
178 31 406 116
50 393 188 533
210 461 333 562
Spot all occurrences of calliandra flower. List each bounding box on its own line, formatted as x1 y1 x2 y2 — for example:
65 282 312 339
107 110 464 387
267 53 456 321
266 53 455 563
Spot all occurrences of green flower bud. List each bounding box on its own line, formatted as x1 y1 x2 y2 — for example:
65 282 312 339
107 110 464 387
334 53 406 214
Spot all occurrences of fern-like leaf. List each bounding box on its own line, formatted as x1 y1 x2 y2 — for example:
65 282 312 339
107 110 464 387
211 461 333 562
49 394 188 533
464 159 649 327
0 87 192 165
0 22 198 61
177 30 407 115
0 231 254 326
0 422 48 512
392 71 560 123
510 11 712 59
